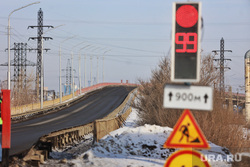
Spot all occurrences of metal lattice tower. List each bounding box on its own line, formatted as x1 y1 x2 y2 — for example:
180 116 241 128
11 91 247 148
36 8 43 98
12 43 36 96
66 59 72 94
28 8 53 98
62 59 72 95
13 43 27 89
0 43 36 90
62 59 77 95
213 38 232 94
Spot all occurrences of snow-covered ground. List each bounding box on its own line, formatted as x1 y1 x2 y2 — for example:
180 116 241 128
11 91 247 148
41 107 248 167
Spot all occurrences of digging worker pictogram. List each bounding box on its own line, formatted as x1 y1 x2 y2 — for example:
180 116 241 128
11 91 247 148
179 123 190 142
178 122 201 143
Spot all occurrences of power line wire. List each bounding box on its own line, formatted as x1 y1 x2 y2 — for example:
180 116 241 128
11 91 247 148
0 16 250 26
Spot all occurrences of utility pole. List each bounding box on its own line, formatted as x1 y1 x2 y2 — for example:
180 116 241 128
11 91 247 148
78 44 91 91
88 47 102 86
28 8 53 100
40 37 44 108
71 51 74 97
97 56 99 84
213 38 232 95
78 52 82 94
71 42 85 97
102 50 111 83
102 55 104 83
90 55 93 86
84 54 87 88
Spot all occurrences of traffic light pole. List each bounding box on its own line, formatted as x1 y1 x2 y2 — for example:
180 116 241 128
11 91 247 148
1 90 11 167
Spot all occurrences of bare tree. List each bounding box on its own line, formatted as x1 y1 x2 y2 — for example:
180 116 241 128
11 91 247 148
135 54 249 151
12 70 36 106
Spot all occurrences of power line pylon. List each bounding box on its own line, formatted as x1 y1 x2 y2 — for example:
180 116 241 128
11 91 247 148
66 59 72 95
0 43 36 103
12 43 36 89
28 8 53 99
213 37 232 95
0 43 36 88
62 59 74 95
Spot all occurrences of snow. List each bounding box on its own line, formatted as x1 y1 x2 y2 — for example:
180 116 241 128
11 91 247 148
42 105 234 167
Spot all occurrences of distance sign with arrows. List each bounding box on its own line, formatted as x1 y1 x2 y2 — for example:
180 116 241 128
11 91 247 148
163 84 213 111
168 92 209 103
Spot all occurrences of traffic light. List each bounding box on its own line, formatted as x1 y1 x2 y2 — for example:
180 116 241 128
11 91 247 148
171 2 201 83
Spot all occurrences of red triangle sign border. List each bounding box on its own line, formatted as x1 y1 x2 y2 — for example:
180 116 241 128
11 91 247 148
164 109 210 149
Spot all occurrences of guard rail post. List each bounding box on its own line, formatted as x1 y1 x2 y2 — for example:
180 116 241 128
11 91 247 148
92 120 97 144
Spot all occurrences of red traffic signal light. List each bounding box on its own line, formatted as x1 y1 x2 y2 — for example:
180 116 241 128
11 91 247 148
171 2 201 83
176 5 198 28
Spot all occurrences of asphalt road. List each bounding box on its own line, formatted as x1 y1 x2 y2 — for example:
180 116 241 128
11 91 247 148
8 86 135 155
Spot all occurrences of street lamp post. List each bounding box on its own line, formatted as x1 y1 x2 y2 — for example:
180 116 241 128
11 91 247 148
84 46 95 87
103 49 111 83
4 2 40 166
7 1 40 90
71 42 85 97
78 52 81 95
88 47 103 86
78 45 91 93
40 36 44 109
97 56 99 84
95 48 108 84
38 25 64 109
90 55 93 86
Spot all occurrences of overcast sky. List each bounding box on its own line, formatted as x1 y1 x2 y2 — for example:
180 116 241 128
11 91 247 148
0 0 249 93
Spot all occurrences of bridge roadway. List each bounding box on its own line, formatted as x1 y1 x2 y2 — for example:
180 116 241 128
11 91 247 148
9 86 135 155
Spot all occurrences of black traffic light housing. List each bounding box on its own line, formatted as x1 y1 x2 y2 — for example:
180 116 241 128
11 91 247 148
171 2 201 83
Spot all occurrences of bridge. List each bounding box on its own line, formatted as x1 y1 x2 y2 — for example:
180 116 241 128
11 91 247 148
1 82 137 163
225 92 245 112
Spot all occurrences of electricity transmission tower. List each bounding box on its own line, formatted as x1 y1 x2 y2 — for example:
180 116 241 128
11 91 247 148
0 43 36 101
12 43 36 89
28 8 53 98
213 38 232 94
62 59 77 95
65 59 72 95
0 43 36 88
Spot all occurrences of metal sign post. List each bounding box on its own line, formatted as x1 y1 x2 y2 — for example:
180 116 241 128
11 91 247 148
163 2 212 166
1 90 11 167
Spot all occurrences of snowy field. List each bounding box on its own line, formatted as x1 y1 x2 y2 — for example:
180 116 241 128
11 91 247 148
41 108 247 167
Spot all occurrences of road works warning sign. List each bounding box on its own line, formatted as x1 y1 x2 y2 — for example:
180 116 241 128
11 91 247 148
164 109 210 149
164 149 211 167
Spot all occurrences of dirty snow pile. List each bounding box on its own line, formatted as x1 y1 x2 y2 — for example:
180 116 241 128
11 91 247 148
41 108 236 167
72 111 232 167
